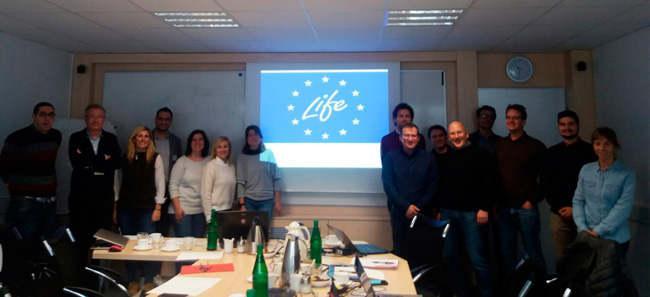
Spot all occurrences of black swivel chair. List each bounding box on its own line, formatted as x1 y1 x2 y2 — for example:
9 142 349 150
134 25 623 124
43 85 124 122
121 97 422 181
50 226 129 297
407 214 451 297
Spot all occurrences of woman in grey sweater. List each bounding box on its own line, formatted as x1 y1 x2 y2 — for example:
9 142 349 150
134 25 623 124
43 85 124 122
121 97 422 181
168 130 209 237
236 125 282 220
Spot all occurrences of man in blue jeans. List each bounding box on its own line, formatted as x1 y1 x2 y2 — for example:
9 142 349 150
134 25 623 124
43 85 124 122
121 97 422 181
1 102 62 242
437 121 495 297
495 104 547 283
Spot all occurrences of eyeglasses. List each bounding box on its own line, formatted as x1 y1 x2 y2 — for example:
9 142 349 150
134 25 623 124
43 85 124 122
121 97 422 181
37 112 56 118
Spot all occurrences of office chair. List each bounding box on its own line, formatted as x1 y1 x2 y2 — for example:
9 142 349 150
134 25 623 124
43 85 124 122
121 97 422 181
62 286 105 297
407 214 451 297
50 226 129 297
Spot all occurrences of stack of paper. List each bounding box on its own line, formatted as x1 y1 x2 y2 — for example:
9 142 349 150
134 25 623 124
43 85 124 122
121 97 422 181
360 258 399 269
147 276 220 296
176 251 224 261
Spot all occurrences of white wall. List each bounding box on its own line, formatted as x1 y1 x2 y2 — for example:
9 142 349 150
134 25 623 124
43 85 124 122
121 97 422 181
593 27 649 207
593 27 650 294
0 32 73 217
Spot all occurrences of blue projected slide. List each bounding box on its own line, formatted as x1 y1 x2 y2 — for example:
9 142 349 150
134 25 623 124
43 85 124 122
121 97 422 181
260 69 389 168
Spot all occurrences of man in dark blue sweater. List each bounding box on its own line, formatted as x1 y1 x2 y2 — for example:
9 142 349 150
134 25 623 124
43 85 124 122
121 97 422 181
381 123 437 259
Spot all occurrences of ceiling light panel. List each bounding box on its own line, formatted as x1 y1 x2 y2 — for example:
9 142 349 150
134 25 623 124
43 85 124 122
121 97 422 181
385 9 463 26
154 11 239 28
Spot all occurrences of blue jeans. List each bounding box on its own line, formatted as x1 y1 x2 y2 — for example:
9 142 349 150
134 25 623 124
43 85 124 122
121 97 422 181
441 209 493 297
6 198 57 242
496 206 546 277
118 208 159 283
173 213 206 238
244 197 274 221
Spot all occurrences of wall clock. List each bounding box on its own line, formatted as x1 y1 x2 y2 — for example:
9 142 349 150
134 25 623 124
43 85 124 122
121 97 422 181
506 55 534 83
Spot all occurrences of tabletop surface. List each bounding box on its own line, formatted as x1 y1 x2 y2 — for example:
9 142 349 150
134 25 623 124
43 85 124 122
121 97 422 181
93 238 417 297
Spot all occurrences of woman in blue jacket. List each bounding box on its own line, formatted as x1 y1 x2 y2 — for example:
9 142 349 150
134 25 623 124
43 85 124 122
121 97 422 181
573 127 636 259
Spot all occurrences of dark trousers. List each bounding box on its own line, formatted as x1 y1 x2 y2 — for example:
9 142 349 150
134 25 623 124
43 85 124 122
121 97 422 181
441 209 493 297
6 197 57 242
496 206 547 277
118 208 159 283
70 198 113 268
388 208 409 259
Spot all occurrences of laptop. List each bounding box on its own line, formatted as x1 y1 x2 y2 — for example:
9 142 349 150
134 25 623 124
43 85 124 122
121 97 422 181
328 224 389 255
355 256 422 297
354 255 377 297
94 229 129 248
215 210 269 240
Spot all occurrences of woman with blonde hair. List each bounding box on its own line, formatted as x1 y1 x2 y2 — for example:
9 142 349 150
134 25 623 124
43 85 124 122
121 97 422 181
201 136 236 223
114 126 166 295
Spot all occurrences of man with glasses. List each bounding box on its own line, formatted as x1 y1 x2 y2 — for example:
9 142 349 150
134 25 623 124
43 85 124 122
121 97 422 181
469 105 500 154
495 104 547 284
381 123 438 259
1 102 62 241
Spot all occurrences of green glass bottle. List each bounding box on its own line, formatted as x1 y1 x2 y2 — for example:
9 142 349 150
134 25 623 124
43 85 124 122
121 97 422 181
252 244 268 297
310 219 322 266
207 209 218 251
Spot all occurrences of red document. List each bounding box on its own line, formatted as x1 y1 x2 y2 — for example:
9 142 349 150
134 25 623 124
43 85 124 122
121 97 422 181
180 263 235 274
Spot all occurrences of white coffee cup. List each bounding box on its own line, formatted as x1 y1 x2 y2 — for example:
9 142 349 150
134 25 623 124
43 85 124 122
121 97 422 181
224 238 234 254
164 239 179 250
136 238 152 248
151 233 162 242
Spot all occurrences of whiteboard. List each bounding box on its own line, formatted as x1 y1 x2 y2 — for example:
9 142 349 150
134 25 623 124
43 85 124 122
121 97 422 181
401 69 446 151
103 71 246 155
478 88 566 147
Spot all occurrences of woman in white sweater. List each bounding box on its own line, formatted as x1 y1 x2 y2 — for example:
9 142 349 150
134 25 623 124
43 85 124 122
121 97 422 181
169 130 210 237
201 136 236 223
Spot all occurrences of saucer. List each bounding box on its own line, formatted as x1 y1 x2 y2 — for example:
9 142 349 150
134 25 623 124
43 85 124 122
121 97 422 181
133 245 152 251
161 245 180 252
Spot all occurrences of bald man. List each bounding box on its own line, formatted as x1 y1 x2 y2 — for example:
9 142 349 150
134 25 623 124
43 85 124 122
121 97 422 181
437 121 496 297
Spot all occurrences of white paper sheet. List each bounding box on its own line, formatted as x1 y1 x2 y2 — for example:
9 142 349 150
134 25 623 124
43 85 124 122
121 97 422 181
176 251 224 261
365 269 385 281
360 258 399 269
148 276 221 296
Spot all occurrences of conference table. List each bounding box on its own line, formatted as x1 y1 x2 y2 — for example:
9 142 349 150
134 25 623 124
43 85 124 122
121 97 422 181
93 238 417 296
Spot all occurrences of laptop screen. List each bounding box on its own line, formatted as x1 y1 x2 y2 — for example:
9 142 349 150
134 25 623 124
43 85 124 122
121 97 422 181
215 210 269 239
354 255 376 297
327 224 358 253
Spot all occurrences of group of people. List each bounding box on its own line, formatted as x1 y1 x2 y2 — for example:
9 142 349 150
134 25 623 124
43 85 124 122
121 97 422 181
381 103 636 296
0 103 282 294
1 101 636 296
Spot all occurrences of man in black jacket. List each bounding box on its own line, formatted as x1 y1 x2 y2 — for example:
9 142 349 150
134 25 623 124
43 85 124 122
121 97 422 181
381 123 438 259
438 121 495 297
541 110 596 262
68 104 121 267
